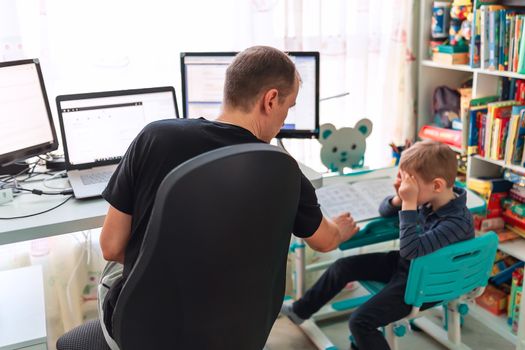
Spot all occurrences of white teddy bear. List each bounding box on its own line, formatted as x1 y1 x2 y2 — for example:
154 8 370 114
318 119 373 173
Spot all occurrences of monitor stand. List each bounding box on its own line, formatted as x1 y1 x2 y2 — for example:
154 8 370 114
275 138 323 189
0 163 29 176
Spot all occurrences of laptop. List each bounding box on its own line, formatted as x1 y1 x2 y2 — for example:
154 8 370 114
56 87 179 199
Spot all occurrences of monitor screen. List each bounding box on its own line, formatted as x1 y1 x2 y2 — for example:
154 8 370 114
180 51 319 138
0 59 58 167
57 87 178 168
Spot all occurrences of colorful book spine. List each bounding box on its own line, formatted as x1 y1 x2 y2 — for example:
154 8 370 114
488 9 499 70
471 4 482 68
500 10 507 71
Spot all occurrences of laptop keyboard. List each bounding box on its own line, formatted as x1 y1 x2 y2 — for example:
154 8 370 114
80 171 113 185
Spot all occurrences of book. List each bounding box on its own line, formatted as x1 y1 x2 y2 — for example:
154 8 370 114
500 9 508 71
460 88 473 153
468 106 488 155
514 109 525 164
419 125 462 148
505 106 525 164
470 4 482 67
467 177 513 198
489 9 500 70
485 101 518 159
519 20 525 73
315 178 395 222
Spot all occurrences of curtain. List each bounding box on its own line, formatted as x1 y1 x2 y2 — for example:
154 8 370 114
2 0 418 346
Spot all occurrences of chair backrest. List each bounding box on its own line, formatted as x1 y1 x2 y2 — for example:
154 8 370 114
405 232 498 307
112 144 302 350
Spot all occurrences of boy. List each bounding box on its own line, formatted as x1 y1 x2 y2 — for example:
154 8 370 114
281 140 474 350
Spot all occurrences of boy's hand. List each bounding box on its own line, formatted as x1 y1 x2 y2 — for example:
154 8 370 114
391 172 402 207
334 212 359 242
398 170 418 209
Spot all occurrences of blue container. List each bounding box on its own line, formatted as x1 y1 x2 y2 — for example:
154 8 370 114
432 1 451 39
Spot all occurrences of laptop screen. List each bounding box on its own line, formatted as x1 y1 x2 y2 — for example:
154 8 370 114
57 87 178 168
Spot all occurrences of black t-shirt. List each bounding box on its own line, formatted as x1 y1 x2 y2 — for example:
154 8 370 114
103 118 323 278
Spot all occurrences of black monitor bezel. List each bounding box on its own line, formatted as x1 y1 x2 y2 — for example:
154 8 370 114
56 86 179 170
180 51 320 139
0 59 58 167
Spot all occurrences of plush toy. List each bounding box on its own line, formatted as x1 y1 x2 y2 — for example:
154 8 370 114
449 0 472 46
318 119 373 173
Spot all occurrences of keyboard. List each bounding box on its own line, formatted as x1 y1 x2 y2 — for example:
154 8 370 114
80 171 113 185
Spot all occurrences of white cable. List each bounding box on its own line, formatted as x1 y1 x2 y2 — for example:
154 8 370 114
66 243 86 319
65 230 90 319
43 171 71 190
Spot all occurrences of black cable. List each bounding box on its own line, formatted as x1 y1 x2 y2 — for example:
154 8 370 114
15 187 74 196
0 166 31 183
0 195 73 220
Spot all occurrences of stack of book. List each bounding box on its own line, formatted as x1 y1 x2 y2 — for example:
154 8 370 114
420 77 525 159
470 3 525 72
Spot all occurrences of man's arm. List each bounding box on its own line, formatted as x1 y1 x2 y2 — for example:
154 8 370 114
100 205 132 263
304 213 359 252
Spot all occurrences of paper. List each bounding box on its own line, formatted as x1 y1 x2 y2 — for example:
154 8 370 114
316 178 396 222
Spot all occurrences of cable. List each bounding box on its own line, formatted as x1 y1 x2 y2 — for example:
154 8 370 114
0 195 73 219
15 187 73 196
42 171 70 190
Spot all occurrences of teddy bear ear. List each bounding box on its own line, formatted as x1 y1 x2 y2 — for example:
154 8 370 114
319 123 336 144
355 118 373 138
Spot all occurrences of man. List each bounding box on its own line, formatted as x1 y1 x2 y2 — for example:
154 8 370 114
98 46 359 346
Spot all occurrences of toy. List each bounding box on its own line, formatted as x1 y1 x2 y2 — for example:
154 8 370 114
318 119 373 173
449 0 472 46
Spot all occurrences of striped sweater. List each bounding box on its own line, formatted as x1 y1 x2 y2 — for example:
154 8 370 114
379 187 475 260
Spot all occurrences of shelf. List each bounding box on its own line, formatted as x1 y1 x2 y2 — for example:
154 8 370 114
472 155 525 174
421 60 525 79
499 238 525 261
421 60 474 73
468 303 517 345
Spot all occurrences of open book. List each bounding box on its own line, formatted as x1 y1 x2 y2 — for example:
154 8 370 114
315 178 396 222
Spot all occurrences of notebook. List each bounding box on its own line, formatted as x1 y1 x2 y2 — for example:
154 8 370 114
56 87 179 199
316 178 396 222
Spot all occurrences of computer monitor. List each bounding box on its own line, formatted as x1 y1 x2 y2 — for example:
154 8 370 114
180 51 319 138
0 59 58 169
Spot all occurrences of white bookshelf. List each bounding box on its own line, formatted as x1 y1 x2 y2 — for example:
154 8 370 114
418 1 525 347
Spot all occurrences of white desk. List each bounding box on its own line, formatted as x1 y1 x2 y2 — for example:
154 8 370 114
0 189 108 245
0 162 322 246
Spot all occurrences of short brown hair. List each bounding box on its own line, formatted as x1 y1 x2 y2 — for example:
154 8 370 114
399 140 457 187
223 46 298 112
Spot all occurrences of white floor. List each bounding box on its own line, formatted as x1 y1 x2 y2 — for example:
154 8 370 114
267 311 515 350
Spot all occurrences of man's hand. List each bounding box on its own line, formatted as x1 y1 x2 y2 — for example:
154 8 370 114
333 212 359 243
398 170 418 210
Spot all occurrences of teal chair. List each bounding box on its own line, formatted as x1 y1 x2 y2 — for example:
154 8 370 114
359 232 498 350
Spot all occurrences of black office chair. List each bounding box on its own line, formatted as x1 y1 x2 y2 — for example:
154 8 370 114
57 143 302 350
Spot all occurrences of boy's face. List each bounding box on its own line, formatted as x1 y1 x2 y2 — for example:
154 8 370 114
397 169 439 206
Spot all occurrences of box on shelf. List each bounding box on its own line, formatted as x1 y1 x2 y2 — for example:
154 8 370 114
476 284 509 315
432 52 469 65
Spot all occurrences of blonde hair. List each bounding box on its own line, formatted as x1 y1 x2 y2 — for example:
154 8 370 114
399 140 457 187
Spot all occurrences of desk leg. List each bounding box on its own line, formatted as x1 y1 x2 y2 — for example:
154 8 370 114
294 237 306 298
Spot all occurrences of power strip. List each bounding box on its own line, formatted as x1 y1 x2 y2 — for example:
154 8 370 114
0 188 13 204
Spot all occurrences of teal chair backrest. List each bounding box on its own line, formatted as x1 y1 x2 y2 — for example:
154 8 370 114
405 232 498 308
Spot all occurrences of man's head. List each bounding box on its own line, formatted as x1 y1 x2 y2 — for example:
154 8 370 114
398 140 457 205
222 46 300 142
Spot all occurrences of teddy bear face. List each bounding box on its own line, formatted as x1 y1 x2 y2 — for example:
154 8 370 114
319 119 372 173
